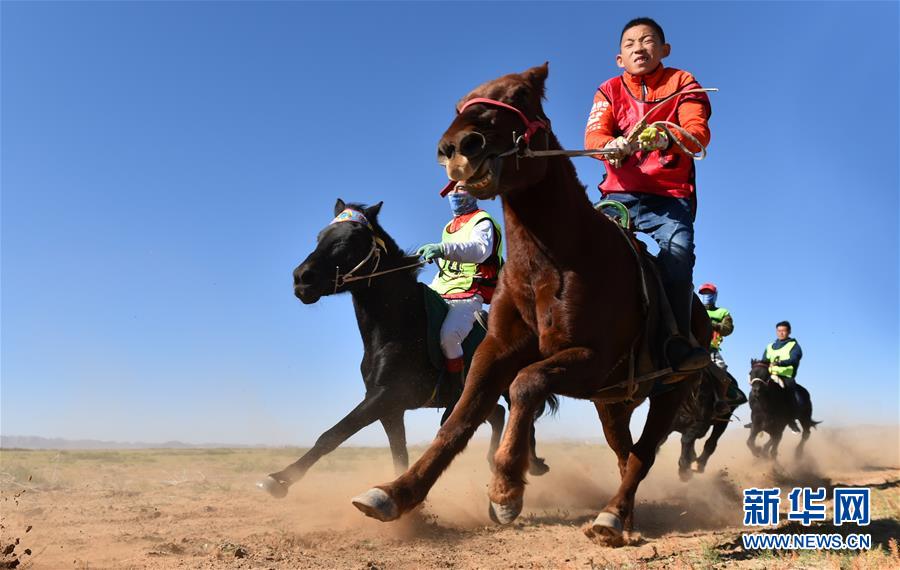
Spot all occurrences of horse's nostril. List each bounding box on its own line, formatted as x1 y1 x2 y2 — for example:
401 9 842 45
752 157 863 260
299 268 317 286
459 132 486 158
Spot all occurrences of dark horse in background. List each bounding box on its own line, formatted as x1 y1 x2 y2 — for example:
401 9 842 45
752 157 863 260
746 359 819 461
667 367 746 480
258 200 555 499
351 64 712 545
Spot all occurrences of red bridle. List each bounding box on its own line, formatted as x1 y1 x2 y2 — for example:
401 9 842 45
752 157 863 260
440 97 549 196
458 97 549 145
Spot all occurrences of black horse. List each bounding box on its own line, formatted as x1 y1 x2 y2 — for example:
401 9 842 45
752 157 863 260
746 359 819 461
258 199 555 499
667 366 747 480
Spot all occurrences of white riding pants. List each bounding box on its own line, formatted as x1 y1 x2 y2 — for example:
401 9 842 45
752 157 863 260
439 294 483 360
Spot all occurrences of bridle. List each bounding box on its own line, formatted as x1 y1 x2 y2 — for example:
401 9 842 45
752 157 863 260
440 97 555 195
442 86 719 197
328 209 424 294
459 97 550 157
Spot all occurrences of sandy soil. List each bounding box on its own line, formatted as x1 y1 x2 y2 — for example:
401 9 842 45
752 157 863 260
1 426 898 569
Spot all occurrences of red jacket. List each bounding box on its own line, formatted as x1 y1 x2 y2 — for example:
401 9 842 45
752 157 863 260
585 66 711 199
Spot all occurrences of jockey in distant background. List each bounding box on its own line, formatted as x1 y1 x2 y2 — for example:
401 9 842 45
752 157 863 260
699 282 734 416
417 186 503 392
763 320 804 414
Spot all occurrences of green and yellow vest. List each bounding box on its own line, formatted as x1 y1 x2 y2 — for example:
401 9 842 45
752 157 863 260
432 210 503 302
766 340 797 378
706 307 730 350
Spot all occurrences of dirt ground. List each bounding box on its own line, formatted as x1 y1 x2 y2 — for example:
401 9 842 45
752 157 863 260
1 425 898 569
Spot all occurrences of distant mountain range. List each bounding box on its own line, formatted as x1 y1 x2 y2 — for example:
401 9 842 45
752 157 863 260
0 435 269 450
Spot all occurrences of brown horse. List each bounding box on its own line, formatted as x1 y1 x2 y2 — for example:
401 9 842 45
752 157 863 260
352 63 711 544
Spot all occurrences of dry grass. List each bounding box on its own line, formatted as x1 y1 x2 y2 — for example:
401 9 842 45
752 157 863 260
0 426 897 569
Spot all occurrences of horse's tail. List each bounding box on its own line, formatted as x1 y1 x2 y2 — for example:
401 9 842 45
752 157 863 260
538 395 560 418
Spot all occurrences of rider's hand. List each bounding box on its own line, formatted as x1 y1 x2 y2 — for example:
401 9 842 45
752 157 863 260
638 126 669 152
604 136 636 167
417 243 444 262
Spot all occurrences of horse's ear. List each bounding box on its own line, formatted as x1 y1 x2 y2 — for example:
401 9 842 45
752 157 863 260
523 62 549 95
365 201 383 219
334 198 347 217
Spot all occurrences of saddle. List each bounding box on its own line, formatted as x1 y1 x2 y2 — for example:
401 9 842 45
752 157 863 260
590 200 703 404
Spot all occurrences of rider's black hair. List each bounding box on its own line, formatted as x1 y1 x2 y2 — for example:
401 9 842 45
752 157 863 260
621 17 666 45
776 320 792 332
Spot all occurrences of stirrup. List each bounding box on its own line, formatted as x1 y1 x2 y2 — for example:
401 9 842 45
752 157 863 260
595 200 631 230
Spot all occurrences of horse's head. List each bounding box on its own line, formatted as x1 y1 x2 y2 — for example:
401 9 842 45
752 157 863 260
293 199 386 304
437 63 552 200
748 359 771 387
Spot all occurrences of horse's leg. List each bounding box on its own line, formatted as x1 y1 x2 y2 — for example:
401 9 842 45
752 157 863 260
795 396 814 459
352 311 537 521
486 404 505 472
746 422 762 458
768 428 784 461
591 378 692 543
489 347 601 524
260 388 397 498
595 402 636 479
679 431 697 481
527 419 550 476
795 425 811 459
381 410 408 475
594 401 638 532
697 420 728 473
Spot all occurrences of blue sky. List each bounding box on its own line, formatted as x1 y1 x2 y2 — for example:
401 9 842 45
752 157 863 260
2 1 897 446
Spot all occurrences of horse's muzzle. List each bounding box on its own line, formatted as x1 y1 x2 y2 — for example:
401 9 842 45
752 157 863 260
294 265 324 304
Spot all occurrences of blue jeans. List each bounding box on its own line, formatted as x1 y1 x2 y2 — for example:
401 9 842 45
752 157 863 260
602 192 696 333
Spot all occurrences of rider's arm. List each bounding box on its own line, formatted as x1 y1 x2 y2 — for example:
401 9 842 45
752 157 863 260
669 100 711 154
584 89 616 158
717 314 734 337
440 220 495 264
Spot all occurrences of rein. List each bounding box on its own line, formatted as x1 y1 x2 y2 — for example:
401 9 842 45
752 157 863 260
333 238 425 293
457 87 718 162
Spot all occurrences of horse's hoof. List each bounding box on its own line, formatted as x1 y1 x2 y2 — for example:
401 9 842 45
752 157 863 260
678 468 693 482
528 459 550 477
591 511 624 539
488 497 523 525
351 488 399 522
256 476 288 499
695 462 707 474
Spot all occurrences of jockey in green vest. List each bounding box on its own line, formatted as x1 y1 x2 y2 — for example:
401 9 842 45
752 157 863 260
699 283 735 417
417 187 503 394
762 320 804 412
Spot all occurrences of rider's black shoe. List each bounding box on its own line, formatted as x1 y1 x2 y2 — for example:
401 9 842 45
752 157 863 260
666 336 709 372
